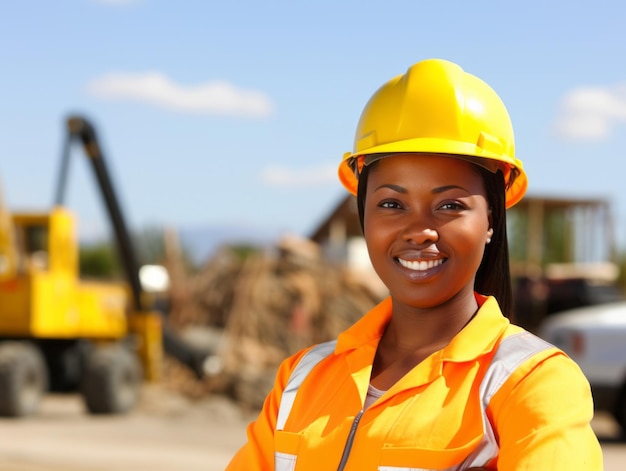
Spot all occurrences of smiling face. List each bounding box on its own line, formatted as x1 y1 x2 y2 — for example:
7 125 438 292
363 153 493 311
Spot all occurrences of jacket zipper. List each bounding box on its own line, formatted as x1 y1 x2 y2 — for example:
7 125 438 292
336 409 364 471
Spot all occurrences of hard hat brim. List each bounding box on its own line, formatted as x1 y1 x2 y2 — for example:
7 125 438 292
338 142 527 208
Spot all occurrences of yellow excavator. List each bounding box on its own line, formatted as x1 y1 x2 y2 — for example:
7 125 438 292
0 116 207 416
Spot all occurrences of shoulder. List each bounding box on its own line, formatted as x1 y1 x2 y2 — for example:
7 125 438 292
486 329 600 467
489 326 593 419
498 325 582 382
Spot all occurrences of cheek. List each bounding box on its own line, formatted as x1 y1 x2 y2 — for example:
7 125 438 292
458 219 490 257
441 213 488 251
363 218 395 267
363 223 386 258
362 206 384 244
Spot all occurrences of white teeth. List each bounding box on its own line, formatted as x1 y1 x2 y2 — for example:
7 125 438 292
397 258 443 271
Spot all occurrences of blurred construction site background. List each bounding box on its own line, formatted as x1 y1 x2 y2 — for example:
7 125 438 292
2 6 626 465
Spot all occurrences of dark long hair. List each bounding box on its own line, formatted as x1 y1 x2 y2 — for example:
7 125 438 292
356 159 513 318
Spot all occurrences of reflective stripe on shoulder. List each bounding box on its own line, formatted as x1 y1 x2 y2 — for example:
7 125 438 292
276 340 337 431
480 330 554 407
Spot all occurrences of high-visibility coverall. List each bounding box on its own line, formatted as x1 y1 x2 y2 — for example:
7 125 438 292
225 294 603 470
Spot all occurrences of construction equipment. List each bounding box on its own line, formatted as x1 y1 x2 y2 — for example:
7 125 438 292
0 115 207 417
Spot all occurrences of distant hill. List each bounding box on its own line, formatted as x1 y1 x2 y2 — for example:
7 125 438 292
178 223 286 264
77 222 289 267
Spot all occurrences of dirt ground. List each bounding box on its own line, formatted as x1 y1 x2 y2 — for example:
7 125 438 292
0 385 624 471
0 385 254 471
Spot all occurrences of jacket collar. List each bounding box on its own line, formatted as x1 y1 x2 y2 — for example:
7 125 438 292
335 294 510 362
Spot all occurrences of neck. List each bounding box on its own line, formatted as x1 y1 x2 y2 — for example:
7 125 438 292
384 291 479 352
370 292 480 390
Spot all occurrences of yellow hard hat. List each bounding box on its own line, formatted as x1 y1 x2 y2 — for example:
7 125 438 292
338 58 527 208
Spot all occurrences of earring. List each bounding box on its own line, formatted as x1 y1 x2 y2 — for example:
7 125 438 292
486 228 493 245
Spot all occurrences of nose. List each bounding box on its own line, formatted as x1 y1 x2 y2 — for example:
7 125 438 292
400 218 439 245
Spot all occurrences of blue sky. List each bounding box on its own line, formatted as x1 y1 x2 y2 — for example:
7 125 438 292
2 0 626 251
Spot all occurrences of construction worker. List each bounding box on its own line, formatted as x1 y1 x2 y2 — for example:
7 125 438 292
225 59 603 470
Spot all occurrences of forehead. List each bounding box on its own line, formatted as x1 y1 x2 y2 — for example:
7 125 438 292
370 153 483 181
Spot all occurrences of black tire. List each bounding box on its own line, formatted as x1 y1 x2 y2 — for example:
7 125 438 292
80 344 142 415
43 339 85 392
0 341 48 417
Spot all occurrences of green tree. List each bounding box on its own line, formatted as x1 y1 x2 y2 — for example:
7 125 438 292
79 242 120 279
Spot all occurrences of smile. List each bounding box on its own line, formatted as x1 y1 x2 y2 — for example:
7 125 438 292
396 258 444 271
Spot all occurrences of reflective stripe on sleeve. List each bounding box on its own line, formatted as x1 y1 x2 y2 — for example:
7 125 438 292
276 340 337 431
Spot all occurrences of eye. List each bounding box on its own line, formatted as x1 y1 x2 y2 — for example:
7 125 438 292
439 200 466 211
379 199 404 210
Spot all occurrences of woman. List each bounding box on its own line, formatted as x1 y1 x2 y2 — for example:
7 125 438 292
225 58 603 470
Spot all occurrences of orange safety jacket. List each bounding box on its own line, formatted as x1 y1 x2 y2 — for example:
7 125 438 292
226 294 603 471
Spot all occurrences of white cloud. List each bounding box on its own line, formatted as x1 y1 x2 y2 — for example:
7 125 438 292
553 83 626 140
261 163 337 187
86 72 275 118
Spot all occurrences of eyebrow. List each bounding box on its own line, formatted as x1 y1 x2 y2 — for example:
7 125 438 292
373 184 466 194
432 185 465 194
373 183 407 193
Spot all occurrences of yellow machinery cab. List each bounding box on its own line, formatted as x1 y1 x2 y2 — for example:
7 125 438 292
0 207 128 339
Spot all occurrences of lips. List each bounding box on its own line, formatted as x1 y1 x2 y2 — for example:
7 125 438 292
396 257 445 271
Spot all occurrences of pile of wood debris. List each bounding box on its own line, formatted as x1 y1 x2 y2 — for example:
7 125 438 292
161 234 386 409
